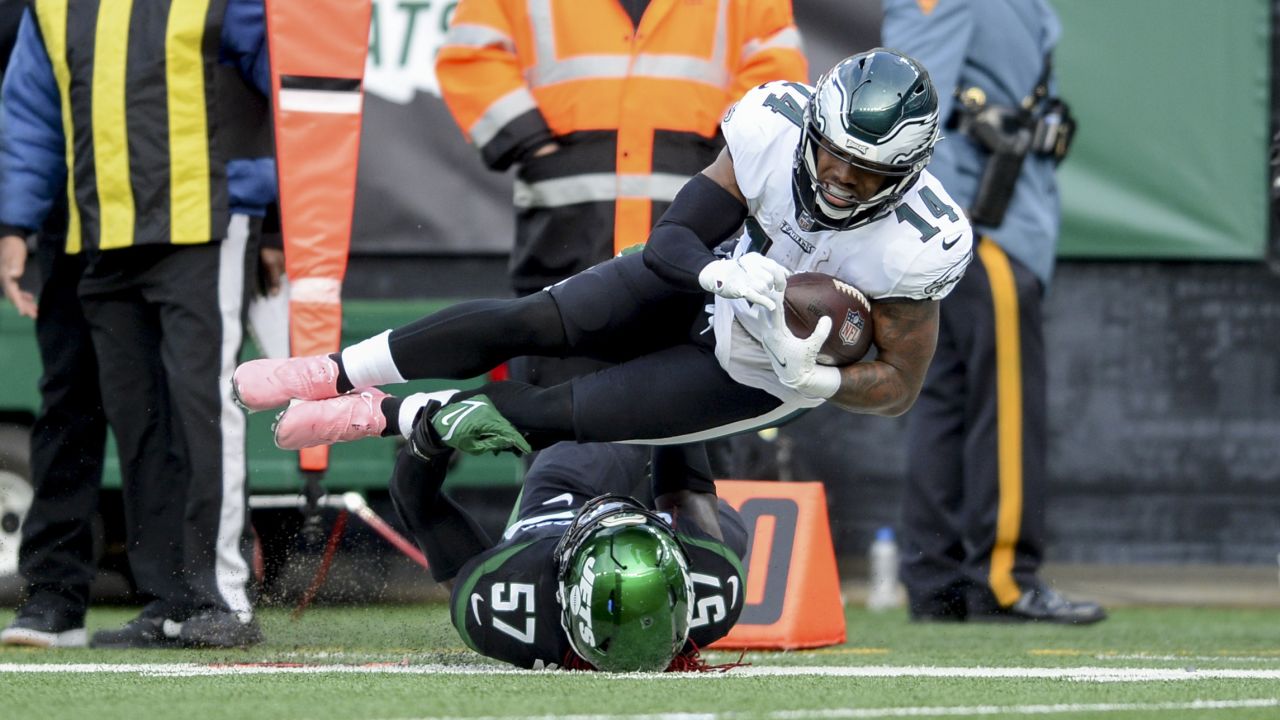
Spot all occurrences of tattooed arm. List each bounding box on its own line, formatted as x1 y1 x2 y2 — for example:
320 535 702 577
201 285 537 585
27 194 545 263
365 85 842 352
828 299 939 416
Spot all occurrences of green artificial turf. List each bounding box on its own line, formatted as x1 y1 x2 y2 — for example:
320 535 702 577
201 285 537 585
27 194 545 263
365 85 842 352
2 605 1278 720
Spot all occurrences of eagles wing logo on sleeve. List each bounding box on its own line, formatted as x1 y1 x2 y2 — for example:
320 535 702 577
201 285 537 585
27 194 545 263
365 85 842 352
839 308 866 346
924 254 971 298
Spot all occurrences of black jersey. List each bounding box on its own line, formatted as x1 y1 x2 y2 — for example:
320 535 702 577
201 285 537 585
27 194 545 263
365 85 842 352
448 443 748 670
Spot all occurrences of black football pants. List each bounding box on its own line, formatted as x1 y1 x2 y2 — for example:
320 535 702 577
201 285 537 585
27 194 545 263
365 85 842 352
77 219 254 620
385 253 784 447
17 241 107 619
901 238 1048 617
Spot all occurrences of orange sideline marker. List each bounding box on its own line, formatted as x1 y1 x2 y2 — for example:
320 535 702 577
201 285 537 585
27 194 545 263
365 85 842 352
265 0 372 471
711 480 846 649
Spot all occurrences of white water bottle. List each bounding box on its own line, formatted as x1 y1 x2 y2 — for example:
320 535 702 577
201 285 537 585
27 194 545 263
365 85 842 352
867 526 902 611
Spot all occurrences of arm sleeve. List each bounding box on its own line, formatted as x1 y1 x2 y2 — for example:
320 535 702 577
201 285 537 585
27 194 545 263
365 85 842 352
220 0 270 95
881 0 974 125
651 444 717 497
388 447 493 584
0 9 65 236
729 0 808 102
641 173 748 290
436 0 553 171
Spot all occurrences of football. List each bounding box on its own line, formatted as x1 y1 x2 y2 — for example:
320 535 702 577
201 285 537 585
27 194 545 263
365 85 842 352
782 272 875 366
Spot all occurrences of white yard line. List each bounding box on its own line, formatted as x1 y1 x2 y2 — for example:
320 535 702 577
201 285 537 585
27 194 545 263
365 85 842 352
0 663 1279 682
385 699 1280 720
1098 653 1280 663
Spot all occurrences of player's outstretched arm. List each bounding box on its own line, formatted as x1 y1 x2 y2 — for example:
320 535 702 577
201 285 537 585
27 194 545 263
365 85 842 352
651 444 723 541
656 490 722 542
829 299 939 416
644 151 746 285
643 149 787 309
388 441 493 588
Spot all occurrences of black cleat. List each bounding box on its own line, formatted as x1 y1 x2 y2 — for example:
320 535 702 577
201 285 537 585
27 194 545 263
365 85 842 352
907 586 969 623
178 609 263 648
90 614 183 649
1 602 87 648
970 585 1107 625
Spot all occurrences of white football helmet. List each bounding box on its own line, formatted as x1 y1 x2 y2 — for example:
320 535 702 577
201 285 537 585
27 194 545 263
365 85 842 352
793 49 941 231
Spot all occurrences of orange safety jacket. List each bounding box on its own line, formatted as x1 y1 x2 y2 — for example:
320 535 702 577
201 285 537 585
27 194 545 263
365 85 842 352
437 0 807 293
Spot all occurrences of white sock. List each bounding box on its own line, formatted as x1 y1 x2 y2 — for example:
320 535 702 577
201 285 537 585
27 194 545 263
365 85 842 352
342 330 406 389
398 389 459 440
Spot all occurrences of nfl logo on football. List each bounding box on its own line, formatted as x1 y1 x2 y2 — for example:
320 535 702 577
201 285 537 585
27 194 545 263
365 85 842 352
839 308 864 346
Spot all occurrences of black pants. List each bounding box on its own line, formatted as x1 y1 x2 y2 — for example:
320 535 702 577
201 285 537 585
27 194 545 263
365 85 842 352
17 241 107 619
387 253 785 446
77 221 254 620
901 238 1047 616
508 284 613 399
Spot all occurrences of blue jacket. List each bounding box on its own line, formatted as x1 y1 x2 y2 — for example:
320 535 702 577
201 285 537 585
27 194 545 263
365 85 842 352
0 0 276 238
883 0 1062 286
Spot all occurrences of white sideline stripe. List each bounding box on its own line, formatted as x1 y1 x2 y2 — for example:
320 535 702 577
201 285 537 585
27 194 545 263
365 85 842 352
214 214 251 615
389 699 1280 720
1102 653 1280 663
2 664 1280 682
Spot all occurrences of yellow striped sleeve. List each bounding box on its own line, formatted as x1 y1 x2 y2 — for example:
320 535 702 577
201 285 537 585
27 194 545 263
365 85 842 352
34 0 81 253
166 0 213 244
92 0 136 249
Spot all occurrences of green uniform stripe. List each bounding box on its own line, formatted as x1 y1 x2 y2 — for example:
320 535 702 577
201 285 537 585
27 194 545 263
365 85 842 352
680 534 745 580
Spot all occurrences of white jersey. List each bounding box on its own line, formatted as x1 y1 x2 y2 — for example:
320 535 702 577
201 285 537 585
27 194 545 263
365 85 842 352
713 81 974 405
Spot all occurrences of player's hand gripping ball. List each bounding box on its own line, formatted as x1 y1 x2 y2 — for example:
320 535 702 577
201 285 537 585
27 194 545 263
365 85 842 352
782 272 874 366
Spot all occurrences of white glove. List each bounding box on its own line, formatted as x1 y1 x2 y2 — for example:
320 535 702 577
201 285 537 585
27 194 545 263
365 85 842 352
697 252 789 311
761 300 842 400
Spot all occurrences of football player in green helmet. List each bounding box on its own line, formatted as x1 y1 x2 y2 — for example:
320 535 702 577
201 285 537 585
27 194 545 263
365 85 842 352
554 495 695 672
388 426 746 672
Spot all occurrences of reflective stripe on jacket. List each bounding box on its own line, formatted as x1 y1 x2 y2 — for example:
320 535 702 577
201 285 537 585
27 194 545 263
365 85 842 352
437 0 806 291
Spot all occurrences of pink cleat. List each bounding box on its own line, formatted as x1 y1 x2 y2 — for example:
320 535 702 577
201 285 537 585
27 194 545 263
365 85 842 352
273 389 390 450
232 355 342 412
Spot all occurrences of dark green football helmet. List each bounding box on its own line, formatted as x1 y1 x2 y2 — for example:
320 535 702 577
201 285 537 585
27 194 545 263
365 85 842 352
793 48 940 231
554 495 694 672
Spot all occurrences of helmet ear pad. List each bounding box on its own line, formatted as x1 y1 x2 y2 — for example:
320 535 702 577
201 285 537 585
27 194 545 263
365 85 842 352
555 495 695 672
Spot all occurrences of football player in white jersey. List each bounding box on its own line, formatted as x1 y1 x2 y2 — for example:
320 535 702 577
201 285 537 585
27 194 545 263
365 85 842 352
232 49 974 458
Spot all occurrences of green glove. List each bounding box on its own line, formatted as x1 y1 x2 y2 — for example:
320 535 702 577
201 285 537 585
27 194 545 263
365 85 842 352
430 394 532 456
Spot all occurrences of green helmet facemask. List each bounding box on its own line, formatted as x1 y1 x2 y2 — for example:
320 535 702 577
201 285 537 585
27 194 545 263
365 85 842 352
554 495 694 672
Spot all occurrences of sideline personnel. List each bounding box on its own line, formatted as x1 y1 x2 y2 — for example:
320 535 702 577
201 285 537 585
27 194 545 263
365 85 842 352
436 0 807 388
0 0 104 649
0 0 276 647
883 0 1104 624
